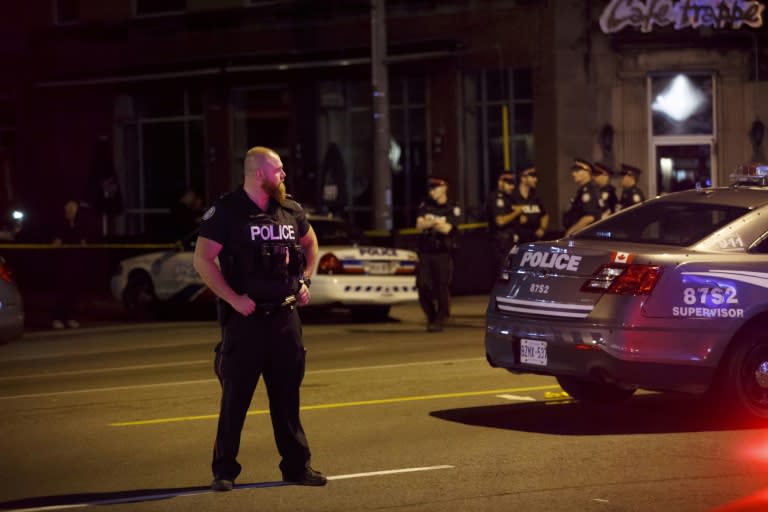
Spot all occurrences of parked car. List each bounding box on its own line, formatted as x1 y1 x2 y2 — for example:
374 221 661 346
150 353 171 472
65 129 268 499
485 164 768 420
111 215 418 319
0 256 24 343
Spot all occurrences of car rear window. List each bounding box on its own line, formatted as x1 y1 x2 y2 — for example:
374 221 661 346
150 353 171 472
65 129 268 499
576 202 749 246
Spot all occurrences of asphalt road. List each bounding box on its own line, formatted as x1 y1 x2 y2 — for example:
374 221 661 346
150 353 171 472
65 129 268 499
1 297 768 512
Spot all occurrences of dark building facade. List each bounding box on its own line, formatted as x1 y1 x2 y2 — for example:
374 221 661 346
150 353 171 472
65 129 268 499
1 0 767 239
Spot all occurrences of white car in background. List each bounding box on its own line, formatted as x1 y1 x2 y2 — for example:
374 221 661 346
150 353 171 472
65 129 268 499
110 215 418 320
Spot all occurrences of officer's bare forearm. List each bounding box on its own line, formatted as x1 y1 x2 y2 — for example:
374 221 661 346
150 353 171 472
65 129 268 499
416 217 437 232
300 226 319 276
539 214 550 231
495 209 521 227
193 257 240 306
565 215 594 236
434 221 454 234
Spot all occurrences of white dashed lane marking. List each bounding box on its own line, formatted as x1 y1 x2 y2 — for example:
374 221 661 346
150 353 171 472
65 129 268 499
3 466 456 511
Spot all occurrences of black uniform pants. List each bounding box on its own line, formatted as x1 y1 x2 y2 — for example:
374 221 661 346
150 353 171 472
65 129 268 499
212 308 310 481
490 238 515 273
416 251 452 324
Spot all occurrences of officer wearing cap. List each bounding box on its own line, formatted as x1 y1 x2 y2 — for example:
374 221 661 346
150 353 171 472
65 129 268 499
512 167 549 243
617 163 646 211
592 162 617 218
416 177 461 332
193 146 326 491
563 158 604 236
486 170 522 271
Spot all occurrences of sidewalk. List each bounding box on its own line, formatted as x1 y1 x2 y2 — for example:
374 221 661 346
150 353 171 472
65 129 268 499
22 290 142 332
20 291 489 334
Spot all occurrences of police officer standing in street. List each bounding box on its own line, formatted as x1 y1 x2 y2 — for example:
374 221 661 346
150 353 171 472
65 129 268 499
563 158 604 236
416 177 461 332
617 163 646 211
486 170 522 271
511 166 549 243
193 146 326 492
592 162 617 218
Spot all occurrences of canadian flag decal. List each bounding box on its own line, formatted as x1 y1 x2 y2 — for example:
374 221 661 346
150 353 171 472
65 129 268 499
611 251 634 264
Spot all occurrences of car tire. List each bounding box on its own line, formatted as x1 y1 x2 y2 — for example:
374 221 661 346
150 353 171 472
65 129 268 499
555 375 636 404
718 328 768 420
350 305 391 321
122 270 158 320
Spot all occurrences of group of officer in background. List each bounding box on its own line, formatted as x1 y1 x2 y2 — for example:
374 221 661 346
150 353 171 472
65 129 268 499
413 159 646 332
562 158 645 236
485 167 550 272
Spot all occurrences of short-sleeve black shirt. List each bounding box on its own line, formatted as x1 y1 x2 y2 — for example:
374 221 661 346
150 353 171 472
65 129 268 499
564 181 603 229
511 188 547 242
416 199 461 253
618 185 645 210
487 190 517 242
198 186 310 302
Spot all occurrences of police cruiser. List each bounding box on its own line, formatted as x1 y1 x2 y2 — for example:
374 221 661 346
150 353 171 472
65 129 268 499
485 164 768 419
111 215 418 320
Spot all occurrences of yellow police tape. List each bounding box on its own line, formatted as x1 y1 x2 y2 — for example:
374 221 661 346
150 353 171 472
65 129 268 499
0 223 490 249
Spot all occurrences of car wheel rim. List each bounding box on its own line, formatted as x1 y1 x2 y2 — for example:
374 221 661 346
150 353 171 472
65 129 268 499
741 343 768 412
126 277 154 310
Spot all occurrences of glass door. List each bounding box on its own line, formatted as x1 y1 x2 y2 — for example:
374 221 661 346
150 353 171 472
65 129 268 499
654 143 713 194
648 73 715 195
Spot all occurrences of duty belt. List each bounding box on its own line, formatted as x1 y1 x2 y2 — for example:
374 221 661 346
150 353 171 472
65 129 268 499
255 295 297 315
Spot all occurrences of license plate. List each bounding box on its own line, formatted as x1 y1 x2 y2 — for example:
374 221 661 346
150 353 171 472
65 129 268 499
520 339 547 366
367 262 391 275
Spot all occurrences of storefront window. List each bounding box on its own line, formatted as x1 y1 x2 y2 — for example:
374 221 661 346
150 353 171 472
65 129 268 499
655 144 712 194
317 77 426 229
463 68 534 220
119 90 204 237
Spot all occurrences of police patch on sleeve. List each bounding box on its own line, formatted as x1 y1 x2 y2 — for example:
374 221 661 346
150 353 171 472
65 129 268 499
202 206 216 221
453 206 461 216
633 193 641 203
496 198 504 208
581 193 590 203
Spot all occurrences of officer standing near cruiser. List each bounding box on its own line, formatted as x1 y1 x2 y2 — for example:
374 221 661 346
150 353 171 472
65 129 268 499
592 162 617 218
193 146 326 492
416 177 461 332
617 163 646 211
511 166 549 243
486 170 522 271
563 158 604 236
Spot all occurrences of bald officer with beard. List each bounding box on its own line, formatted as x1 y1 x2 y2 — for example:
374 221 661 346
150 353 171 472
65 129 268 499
194 146 327 492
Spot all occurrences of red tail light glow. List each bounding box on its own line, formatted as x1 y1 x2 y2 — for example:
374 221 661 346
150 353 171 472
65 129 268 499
0 261 12 283
581 264 662 295
317 253 344 274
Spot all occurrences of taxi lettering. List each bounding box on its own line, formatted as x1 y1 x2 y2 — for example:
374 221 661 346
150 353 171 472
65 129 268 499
520 251 582 271
250 224 295 241
360 247 396 256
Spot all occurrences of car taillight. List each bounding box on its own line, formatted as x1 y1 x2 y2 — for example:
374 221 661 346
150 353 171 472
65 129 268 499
0 261 12 283
581 264 662 295
497 252 516 282
317 253 345 275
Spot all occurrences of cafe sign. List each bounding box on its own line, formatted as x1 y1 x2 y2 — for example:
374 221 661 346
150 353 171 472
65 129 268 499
600 0 765 33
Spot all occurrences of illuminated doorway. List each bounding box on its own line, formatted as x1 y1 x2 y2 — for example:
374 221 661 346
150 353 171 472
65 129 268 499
648 73 715 195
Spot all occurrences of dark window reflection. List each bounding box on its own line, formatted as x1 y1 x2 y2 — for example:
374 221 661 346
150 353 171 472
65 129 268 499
656 144 711 194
